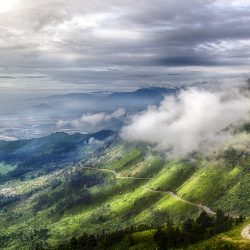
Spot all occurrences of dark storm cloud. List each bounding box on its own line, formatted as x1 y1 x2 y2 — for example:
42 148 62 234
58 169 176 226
156 56 219 67
0 0 250 92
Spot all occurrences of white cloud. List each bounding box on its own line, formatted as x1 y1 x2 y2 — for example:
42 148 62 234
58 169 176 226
80 113 107 126
57 108 126 129
108 108 126 119
88 137 104 145
0 134 17 141
121 82 250 157
0 0 20 13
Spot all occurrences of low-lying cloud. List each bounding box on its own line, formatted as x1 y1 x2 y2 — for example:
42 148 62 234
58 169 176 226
88 137 104 145
121 82 250 157
0 135 17 141
57 108 126 130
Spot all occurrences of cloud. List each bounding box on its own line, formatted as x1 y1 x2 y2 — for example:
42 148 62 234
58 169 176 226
120 82 250 157
0 135 17 141
88 137 104 145
1 0 250 94
57 108 126 130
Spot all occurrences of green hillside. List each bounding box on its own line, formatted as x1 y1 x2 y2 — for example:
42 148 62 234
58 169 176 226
0 138 250 249
187 220 250 250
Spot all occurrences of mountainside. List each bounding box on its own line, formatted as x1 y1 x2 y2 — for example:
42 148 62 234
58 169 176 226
40 87 179 113
0 132 250 249
0 130 115 182
100 87 179 111
57 218 250 250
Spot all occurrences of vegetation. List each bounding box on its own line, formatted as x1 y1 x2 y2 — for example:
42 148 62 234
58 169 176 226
0 130 114 181
0 133 250 249
56 210 245 249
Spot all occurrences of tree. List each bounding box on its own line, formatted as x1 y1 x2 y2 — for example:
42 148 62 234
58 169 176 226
196 212 213 229
154 229 166 249
69 237 77 249
183 218 195 244
86 235 97 250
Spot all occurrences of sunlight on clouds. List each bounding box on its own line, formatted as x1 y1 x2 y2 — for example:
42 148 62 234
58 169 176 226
0 0 19 13
94 28 143 41
0 0 250 90
43 13 111 32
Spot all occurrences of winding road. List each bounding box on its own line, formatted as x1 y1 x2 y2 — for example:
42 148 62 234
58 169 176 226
79 163 215 215
79 163 250 241
241 224 250 240
143 186 215 215
79 164 153 180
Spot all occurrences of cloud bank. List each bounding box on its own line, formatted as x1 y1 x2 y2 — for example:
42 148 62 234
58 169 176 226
57 108 126 130
121 83 250 157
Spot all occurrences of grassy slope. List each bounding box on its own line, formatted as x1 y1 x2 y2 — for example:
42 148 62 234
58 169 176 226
0 141 250 249
188 220 250 250
104 220 250 250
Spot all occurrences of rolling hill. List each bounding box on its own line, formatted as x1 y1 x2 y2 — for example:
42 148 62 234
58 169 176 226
0 131 250 249
0 130 115 182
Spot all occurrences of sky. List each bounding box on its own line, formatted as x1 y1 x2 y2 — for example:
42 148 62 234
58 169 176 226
0 0 250 96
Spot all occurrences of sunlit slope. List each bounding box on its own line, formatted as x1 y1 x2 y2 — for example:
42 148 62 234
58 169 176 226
177 161 250 215
187 220 250 250
95 220 250 250
0 141 250 249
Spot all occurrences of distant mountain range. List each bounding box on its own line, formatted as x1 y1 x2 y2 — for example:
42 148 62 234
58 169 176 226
25 103 54 116
39 87 180 113
0 87 181 140
100 87 178 111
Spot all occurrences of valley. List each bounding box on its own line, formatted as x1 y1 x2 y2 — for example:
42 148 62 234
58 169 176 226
0 135 250 249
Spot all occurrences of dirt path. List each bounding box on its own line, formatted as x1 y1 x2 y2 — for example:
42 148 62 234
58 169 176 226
80 163 215 215
241 224 250 240
143 186 216 215
79 164 152 180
